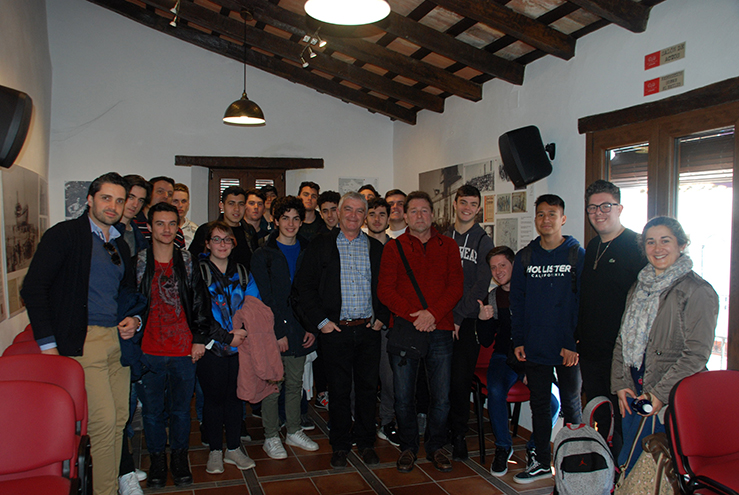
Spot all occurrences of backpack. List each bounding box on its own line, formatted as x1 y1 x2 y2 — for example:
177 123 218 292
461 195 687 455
553 396 616 495
519 243 580 293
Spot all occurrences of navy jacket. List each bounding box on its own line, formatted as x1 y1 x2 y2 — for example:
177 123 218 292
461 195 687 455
251 231 316 357
510 235 585 366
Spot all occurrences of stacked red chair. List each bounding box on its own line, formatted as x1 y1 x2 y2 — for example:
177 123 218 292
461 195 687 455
0 380 81 495
667 370 739 495
0 354 91 495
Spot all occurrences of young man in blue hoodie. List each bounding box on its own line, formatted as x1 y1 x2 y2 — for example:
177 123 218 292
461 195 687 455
510 194 585 484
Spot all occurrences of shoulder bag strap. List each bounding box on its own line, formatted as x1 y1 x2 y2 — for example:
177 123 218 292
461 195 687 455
395 239 428 309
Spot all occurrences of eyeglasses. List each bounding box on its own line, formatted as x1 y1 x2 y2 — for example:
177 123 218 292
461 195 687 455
586 202 620 214
103 242 122 266
209 236 234 245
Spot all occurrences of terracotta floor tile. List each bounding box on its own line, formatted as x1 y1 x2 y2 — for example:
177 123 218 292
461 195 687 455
389 482 447 495
312 472 371 494
373 465 431 488
297 452 336 472
262 478 320 495
438 476 503 495
193 485 250 494
417 460 476 481
254 456 306 477
372 445 401 464
189 448 213 466
191 463 245 483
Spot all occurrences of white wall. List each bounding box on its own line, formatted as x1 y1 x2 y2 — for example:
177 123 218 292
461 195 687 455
46 0 394 226
0 0 52 350
393 0 739 238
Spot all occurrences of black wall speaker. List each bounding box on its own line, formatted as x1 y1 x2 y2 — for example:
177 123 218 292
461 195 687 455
0 85 33 169
499 125 554 189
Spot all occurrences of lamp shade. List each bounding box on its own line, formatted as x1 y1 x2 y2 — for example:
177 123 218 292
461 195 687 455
223 92 265 126
304 0 390 26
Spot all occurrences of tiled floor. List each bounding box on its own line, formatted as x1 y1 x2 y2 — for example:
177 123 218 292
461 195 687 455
130 403 554 495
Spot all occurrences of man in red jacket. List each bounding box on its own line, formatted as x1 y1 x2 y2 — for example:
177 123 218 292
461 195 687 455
378 191 464 474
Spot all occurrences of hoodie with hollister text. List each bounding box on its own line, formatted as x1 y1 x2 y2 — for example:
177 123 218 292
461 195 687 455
510 235 585 366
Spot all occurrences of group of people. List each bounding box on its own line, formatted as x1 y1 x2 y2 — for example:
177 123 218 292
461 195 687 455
19 172 718 495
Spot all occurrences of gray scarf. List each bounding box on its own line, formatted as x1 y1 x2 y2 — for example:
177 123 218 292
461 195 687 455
620 254 693 368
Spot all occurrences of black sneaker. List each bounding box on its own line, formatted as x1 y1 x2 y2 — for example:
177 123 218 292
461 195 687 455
301 413 315 431
490 447 513 477
452 434 468 461
513 459 552 484
377 422 400 446
147 452 167 489
330 450 349 469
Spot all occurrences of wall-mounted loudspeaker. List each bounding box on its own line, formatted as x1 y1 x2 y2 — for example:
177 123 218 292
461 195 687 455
499 125 555 189
0 85 33 169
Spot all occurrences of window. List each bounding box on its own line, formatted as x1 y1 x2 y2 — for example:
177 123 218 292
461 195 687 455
582 81 739 371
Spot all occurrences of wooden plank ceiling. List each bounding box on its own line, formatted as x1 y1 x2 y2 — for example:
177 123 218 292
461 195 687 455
88 0 665 125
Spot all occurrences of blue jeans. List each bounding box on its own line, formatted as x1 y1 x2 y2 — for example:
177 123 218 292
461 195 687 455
525 361 582 466
390 329 453 455
140 354 196 453
487 353 560 449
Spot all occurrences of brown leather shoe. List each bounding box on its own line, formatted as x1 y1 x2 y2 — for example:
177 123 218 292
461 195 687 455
426 449 452 472
396 449 416 473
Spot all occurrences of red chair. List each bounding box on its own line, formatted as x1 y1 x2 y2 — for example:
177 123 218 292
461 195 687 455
2 339 41 356
666 370 739 495
0 355 91 494
471 343 531 464
12 324 34 344
0 380 80 495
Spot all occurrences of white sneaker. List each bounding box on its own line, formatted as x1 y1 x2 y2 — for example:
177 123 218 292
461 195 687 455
134 468 147 482
286 430 319 452
263 436 288 459
225 448 256 470
206 450 224 474
118 471 144 495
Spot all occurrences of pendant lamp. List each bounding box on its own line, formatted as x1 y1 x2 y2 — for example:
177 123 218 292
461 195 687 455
223 10 265 126
304 0 391 26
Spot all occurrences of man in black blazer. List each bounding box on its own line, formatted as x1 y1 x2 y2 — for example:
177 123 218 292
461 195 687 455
22 172 142 495
294 191 389 469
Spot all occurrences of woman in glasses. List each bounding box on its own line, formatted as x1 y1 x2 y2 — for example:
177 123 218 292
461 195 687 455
611 216 718 474
197 220 260 475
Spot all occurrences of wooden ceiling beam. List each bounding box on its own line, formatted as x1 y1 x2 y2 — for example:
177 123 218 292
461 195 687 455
382 12 524 84
143 0 444 112
431 0 576 60
86 0 417 124
566 0 652 33
228 0 482 101
175 156 324 169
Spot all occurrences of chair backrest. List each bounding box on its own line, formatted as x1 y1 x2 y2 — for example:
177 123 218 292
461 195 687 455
0 354 88 435
2 339 41 356
473 344 496 387
12 325 34 344
0 380 77 480
668 370 739 460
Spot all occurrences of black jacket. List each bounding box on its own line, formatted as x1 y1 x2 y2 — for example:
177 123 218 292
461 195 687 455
21 214 138 356
294 229 390 332
136 247 209 345
251 231 316 357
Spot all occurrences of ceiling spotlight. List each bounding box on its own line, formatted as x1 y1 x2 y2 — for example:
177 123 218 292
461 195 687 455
304 0 390 26
308 47 317 59
301 56 309 68
318 37 327 48
169 0 180 27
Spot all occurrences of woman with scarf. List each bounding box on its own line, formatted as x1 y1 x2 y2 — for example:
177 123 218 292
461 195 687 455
611 216 718 473
197 220 261 475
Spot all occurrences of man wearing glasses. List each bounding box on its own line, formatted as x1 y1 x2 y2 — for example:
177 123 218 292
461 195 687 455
22 172 143 495
576 180 645 457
